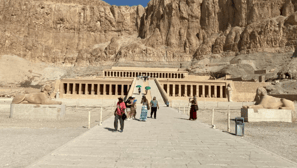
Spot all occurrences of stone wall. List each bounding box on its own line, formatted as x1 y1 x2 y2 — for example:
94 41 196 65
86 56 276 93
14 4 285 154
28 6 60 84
270 94 297 101
232 81 269 102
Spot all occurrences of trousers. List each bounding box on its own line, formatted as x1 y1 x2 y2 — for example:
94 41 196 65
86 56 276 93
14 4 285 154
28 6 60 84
114 115 124 130
151 107 157 119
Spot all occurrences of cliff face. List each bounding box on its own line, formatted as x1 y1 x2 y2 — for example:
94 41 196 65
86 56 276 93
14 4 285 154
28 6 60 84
2 0 297 69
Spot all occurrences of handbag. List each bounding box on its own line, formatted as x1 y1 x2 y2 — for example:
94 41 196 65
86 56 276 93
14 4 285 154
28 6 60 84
122 113 127 120
195 105 199 111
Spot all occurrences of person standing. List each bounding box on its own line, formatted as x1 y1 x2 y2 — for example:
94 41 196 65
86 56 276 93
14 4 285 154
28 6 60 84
131 96 137 120
150 97 159 119
138 87 141 95
189 99 198 120
114 97 126 132
140 96 150 121
125 97 133 120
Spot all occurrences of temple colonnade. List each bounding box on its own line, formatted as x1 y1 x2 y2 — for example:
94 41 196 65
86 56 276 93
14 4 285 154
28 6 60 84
161 82 227 99
103 70 185 79
59 79 133 98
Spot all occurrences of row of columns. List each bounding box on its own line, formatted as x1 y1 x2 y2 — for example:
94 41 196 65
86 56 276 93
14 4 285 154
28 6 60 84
163 84 226 98
104 71 184 79
63 83 130 96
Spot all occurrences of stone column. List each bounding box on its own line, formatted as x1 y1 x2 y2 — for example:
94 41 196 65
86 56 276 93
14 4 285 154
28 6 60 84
220 86 223 98
97 84 100 95
214 85 217 98
185 85 188 97
73 83 76 95
208 85 211 98
173 84 176 97
190 85 193 97
85 83 88 95
179 84 181 97
121 84 124 95
91 84 94 95
202 85 205 98
103 84 106 95
78 83 81 95
196 85 199 97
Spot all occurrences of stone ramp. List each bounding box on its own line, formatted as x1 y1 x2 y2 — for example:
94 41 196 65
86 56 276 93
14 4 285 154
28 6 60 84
149 80 165 106
132 79 143 104
27 106 297 168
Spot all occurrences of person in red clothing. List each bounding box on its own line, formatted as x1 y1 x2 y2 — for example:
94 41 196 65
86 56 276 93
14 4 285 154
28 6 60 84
189 98 198 120
114 97 126 132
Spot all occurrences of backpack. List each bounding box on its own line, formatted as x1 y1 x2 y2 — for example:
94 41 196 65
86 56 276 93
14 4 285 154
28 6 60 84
125 100 131 107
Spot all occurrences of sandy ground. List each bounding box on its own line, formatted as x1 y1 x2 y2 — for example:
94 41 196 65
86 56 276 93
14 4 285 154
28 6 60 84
186 108 297 164
0 106 113 168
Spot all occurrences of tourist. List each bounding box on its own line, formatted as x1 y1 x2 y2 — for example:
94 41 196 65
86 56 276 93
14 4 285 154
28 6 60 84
138 87 141 95
131 96 137 119
140 96 150 121
114 97 126 132
125 97 133 120
189 98 198 120
150 96 159 119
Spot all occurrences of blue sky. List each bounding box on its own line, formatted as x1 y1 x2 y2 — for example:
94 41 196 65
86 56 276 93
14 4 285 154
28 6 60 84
103 0 150 7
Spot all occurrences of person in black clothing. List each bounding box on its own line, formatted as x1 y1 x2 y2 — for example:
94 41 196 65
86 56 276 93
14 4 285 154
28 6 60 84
138 87 141 95
125 97 133 120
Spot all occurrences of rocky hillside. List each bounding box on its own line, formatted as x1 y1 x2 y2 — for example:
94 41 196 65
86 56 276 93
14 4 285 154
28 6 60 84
1 0 297 78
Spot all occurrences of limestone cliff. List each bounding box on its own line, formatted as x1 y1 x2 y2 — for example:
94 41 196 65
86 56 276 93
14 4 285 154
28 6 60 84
2 0 297 77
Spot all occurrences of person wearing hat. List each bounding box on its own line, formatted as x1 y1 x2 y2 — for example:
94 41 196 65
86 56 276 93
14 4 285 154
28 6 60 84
114 97 126 132
131 96 137 120
125 96 133 120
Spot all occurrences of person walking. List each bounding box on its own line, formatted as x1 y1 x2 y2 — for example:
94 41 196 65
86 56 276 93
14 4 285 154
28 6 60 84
140 96 150 121
138 87 141 95
131 96 137 120
114 97 126 132
150 96 159 119
189 98 198 120
125 97 133 120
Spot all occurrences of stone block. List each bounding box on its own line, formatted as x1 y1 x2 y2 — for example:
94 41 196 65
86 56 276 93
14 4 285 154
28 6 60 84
10 104 66 120
241 108 292 122
254 70 267 74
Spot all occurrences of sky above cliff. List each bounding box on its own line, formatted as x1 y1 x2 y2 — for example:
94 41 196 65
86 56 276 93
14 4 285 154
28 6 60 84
103 0 150 7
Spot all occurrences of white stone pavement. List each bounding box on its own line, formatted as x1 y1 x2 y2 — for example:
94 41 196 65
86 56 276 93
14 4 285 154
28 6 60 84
27 106 297 168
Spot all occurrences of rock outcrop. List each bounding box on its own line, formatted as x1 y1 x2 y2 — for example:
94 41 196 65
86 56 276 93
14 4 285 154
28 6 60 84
1 0 297 74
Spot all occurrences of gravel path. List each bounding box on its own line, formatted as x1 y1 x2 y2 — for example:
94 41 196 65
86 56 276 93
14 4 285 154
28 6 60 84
0 106 113 168
195 109 297 164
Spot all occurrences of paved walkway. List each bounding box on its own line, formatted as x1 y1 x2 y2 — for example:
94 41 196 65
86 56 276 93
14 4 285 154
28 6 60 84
28 106 297 168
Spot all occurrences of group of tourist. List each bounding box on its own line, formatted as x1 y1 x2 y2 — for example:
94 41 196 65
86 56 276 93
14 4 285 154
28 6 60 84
138 75 150 82
114 96 198 132
114 95 160 132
